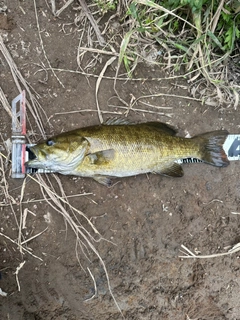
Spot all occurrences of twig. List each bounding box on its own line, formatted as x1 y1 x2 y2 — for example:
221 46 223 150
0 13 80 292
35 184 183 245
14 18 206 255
50 0 56 15
108 104 172 117
48 110 122 122
14 261 26 291
84 267 98 302
21 227 48 245
34 61 228 83
0 193 94 207
210 0 225 33
179 243 240 259
54 0 74 17
77 46 134 61
78 0 106 46
18 178 27 254
95 56 116 123
0 85 12 118
0 288 7 297
0 232 43 261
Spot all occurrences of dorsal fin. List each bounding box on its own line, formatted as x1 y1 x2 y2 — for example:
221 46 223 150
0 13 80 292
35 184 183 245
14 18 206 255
143 122 177 136
103 117 134 126
103 119 177 136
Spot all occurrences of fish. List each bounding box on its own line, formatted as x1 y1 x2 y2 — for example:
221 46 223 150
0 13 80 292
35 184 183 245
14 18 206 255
26 119 230 186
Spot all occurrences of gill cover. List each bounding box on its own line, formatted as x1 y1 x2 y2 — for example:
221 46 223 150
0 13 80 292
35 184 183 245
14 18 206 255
27 134 89 172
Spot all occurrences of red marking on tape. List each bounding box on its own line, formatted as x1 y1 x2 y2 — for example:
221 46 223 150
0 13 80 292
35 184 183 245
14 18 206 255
21 144 26 174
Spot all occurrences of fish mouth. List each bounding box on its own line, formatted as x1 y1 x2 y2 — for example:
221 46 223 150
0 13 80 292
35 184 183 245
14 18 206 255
25 146 43 168
26 146 37 161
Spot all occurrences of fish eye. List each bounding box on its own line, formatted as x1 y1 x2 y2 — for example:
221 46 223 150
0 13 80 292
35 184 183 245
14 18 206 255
46 139 55 146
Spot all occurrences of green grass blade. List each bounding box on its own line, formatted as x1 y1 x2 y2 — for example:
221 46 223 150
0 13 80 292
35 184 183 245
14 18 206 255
135 0 199 31
118 30 134 66
207 30 224 51
174 43 189 52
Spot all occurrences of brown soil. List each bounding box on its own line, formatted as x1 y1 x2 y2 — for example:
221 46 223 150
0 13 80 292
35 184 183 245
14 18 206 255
1 1 240 320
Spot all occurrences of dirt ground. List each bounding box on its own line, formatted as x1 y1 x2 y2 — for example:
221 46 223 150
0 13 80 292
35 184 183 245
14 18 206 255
1 1 240 319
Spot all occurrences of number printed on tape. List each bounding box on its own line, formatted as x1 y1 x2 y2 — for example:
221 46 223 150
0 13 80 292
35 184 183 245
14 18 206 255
224 135 240 161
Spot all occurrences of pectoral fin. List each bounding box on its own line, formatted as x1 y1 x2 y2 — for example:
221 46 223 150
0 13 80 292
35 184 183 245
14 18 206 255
87 149 115 165
92 175 112 187
156 162 184 177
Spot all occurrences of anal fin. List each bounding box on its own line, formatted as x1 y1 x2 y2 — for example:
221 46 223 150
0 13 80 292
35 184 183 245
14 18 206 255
155 162 184 177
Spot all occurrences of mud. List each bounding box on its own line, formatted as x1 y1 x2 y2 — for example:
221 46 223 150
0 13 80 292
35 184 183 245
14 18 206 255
1 1 240 319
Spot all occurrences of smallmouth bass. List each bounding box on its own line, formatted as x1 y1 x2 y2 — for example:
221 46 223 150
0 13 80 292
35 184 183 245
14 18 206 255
26 119 229 186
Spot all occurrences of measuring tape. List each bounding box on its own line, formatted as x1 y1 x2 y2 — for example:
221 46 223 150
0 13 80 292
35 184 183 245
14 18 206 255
11 92 240 177
11 91 26 178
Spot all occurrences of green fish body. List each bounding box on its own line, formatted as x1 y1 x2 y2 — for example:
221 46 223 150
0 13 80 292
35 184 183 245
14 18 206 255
26 120 229 186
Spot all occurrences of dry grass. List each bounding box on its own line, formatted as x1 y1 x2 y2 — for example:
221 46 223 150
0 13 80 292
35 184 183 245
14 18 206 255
1 1 239 318
179 242 240 259
0 11 123 315
0 35 47 139
33 0 65 89
31 173 122 314
44 0 240 111
67 0 240 108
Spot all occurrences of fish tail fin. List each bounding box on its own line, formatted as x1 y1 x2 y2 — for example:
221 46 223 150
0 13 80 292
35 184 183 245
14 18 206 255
192 130 229 167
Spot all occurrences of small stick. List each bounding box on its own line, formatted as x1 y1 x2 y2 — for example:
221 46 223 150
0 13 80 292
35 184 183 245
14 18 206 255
95 56 116 123
0 232 43 261
54 0 74 17
0 288 7 297
22 208 28 229
21 227 48 245
84 267 97 302
0 85 12 118
50 0 56 15
179 242 240 259
77 0 106 46
14 261 26 291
